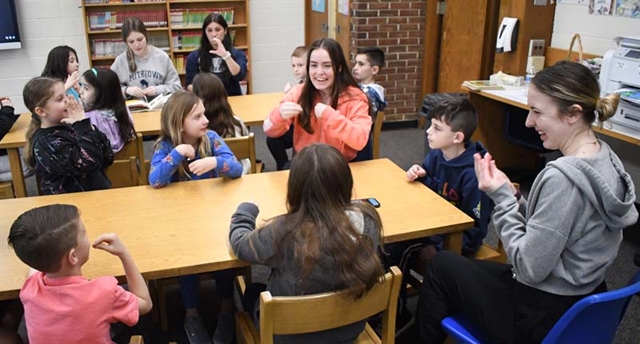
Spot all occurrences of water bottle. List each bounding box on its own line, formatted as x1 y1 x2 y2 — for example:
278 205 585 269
524 66 536 93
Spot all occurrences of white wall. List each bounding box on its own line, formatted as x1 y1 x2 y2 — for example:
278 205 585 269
552 4 640 192
249 0 305 93
0 0 88 114
551 3 640 55
0 1 305 113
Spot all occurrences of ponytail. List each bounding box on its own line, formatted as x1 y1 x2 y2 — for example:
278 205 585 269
22 77 60 168
24 117 42 168
595 93 620 126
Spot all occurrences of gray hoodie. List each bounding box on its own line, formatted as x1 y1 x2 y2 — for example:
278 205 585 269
229 202 380 343
111 46 182 97
489 140 638 295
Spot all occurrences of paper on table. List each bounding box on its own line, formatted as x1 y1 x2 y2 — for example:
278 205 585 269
483 89 528 106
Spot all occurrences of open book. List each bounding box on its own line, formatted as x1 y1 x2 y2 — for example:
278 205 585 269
126 93 171 112
462 80 504 91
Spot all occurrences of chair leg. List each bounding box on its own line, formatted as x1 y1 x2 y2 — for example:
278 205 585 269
157 280 169 332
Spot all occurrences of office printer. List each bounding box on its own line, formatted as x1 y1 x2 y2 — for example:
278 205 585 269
600 36 640 131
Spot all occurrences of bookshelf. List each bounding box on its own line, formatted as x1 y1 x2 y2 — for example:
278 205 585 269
81 0 252 94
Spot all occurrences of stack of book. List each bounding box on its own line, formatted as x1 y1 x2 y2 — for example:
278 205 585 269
170 7 234 28
88 10 168 31
462 80 504 91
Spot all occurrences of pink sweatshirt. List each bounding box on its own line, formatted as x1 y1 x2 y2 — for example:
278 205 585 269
264 84 372 161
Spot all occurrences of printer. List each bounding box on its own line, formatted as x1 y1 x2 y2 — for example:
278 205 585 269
599 36 640 131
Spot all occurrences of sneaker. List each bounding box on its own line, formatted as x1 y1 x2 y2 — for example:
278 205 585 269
212 313 235 344
184 315 210 344
370 310 415 338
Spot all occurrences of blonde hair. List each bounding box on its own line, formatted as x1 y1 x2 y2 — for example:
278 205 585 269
22 77 60 168
156 90 212 179
291 45 308 58
531 61 619 128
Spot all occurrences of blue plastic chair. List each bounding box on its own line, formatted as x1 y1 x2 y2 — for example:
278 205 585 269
441 269 640 344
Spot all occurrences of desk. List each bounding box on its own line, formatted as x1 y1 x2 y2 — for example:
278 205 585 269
0 92 284 198
0 158 473 300
467 87 640 169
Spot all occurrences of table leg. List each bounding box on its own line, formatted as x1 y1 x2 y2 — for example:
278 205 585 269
443 231 463 254
7 149 26 198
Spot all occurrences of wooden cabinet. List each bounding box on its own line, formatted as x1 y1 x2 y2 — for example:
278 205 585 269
81 0 252 94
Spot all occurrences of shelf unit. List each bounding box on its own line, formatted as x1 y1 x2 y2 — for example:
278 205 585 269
81 0 252 94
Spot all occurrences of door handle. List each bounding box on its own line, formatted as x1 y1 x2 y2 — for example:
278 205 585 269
321 22 328 32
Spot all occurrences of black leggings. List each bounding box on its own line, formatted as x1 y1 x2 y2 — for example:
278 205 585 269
266 126 294 170
418 251 607 344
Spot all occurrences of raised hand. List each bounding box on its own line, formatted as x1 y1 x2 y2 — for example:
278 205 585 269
92 233 129 258
175 144 196 160
208 37 227 57
279 102 303 120
473 152 512 194
314 103 329 118
65 71 80 92
61 95 86 124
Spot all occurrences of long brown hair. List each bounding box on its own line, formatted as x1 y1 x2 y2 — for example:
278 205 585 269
298 38 362 134
156 90 212 179
279 143 384 298
121 17 148 73
192 73 244 138
23 77 60 168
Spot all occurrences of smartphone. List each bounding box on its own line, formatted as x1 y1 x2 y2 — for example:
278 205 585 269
353 198 381 208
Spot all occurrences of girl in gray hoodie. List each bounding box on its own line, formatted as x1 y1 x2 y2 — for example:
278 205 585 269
418 61 638 344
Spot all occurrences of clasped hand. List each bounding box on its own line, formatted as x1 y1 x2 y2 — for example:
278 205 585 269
175 144 218 176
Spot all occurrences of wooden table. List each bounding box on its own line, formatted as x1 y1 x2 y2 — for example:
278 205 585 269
0 92 284 198
0 158 473 300
467 87 640 170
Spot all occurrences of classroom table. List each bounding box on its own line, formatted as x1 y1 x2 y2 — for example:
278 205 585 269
0 92 285 198
466 86 640 170
0 158 473 300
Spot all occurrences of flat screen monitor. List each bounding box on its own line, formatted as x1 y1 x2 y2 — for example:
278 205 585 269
0 0 22 50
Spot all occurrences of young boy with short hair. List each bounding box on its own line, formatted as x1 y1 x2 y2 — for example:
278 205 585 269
384 98 493 336
8 204 152 343
353 47 387 116
268 45 308 170
352 47 387 161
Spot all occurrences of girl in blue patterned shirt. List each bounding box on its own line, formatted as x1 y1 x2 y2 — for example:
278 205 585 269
149 90 242 343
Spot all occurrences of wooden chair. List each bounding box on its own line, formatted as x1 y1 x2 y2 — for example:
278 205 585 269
105 133 146 188
0 182 14 199
224 133 257 174
236 266 403 344
372 111 385 159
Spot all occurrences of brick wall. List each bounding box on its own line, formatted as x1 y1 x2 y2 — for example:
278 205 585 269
350 0 425 122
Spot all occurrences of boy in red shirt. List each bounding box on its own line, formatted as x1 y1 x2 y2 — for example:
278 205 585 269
8 204 152 343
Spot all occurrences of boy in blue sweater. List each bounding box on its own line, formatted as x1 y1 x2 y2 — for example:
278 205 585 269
383 97 493 336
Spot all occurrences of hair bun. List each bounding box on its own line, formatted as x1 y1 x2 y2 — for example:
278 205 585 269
595 93 620 123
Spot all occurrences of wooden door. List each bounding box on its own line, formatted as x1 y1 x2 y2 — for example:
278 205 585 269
306 0 329 45
335 1 351 62
437 0 499 92
422 0 499 95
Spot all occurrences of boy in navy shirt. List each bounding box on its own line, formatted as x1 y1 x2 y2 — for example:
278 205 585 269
384 98 493 336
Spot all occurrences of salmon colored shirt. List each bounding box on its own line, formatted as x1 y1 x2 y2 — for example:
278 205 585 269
264 84 372 161
20 272 139 344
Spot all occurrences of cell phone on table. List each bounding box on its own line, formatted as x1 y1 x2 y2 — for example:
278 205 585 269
352 197 381 208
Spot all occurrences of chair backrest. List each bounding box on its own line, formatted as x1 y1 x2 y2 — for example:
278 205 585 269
224 133 256 174
259 266 402 344
372 111 385 159
104 156 139 188
541 269 640 344
105 134 145 188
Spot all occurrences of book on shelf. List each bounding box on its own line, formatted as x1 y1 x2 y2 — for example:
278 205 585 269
126 93 171 112
462 80 504 91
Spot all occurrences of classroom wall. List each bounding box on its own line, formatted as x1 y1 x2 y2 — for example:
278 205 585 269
0 1 305 113
551 3 640 55
552 3 640 193
0 0 89 114
249 0 305 94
